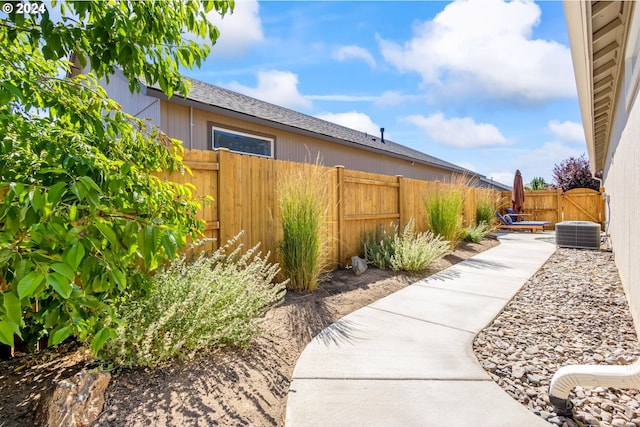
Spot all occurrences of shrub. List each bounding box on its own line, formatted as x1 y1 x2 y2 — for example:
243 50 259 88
389 219 450 271
0 76 206 353
362 223 396 270
99 234 287 367
552 154 600 191
363 219 450 272
461 222 494 243
424 182 465 248
278 160 329 291
0 0 232 352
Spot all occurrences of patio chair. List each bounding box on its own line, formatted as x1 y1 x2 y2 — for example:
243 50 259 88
495 212 551 234
506 207 520 222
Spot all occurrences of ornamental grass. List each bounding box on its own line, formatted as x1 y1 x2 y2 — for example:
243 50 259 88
277 159 329 291
424 176 466 248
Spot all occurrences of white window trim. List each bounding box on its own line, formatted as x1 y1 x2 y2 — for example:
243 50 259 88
625 4 640 112
211 126 274 158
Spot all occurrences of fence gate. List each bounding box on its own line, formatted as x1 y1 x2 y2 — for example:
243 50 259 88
562 188 604 227
500 187 605 230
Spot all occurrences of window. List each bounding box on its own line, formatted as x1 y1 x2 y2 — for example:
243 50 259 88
211 126 273 158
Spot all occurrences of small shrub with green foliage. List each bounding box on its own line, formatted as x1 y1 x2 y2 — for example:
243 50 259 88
363 219 450 272
424 184 464 248
389 219 450 271
278 160 328 291
100 234 287 367
362 224 397 270
461 222 494 243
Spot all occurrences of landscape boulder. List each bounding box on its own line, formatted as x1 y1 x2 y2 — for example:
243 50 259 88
35 369 110 427
351 256 368 276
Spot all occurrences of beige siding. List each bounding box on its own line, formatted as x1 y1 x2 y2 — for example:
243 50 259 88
101 72 161 125
160 101 190 148
278 138 451 182
160 101 460 183
604 78 640 337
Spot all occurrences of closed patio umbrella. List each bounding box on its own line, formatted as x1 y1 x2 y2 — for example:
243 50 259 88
512 169 525 214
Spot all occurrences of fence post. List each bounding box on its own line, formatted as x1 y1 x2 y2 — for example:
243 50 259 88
396 175 404 228
557 188 563 224
336 165 345 267
217 148 233 244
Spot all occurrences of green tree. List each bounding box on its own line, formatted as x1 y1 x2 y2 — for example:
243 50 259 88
530 177 547 190
0 0 233 353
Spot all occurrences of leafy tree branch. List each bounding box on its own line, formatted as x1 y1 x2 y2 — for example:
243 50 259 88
0 0 234 353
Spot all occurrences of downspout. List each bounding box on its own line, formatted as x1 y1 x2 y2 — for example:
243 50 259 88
548 359 640 417
593 175 610 241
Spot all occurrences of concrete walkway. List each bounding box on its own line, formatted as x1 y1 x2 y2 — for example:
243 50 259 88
285 232 556 427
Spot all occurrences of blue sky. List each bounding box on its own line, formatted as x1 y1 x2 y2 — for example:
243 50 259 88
5 0 586 187
186 0 587 187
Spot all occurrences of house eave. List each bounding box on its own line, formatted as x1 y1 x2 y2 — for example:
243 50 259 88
564 0 634 173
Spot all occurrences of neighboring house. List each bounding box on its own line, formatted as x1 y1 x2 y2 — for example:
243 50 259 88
84 65 509 191
565 1 639 334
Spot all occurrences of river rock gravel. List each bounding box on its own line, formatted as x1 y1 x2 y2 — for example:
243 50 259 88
473 246 640 427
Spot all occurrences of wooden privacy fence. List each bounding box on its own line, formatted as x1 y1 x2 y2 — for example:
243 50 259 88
500 188 605 230
165 149 499 268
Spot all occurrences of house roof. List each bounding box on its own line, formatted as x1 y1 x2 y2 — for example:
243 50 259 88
564 1 635 173
144 76 510 191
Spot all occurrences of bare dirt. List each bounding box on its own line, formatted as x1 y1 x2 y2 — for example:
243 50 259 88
0 237 499 427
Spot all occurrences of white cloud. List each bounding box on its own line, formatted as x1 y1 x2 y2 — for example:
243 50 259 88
547 120 585 143
513 141 583 182
198 0 265 57
378 0 575 101
402 112 509 148
226 70 312 110
485 141 583 186
306 90 421 105
333 45 376 68
315 111 380 135
455 161 478 172
307 94 378 102
374 91 423 107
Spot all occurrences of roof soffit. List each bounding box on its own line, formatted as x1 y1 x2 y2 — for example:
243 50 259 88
588 1 633 172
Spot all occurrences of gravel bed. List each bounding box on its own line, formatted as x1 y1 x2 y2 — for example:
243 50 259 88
473 246 640 427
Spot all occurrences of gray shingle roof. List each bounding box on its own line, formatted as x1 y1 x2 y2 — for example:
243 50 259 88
147 75 510 190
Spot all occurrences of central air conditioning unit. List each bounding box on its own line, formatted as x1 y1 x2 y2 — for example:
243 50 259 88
555 221 601 250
